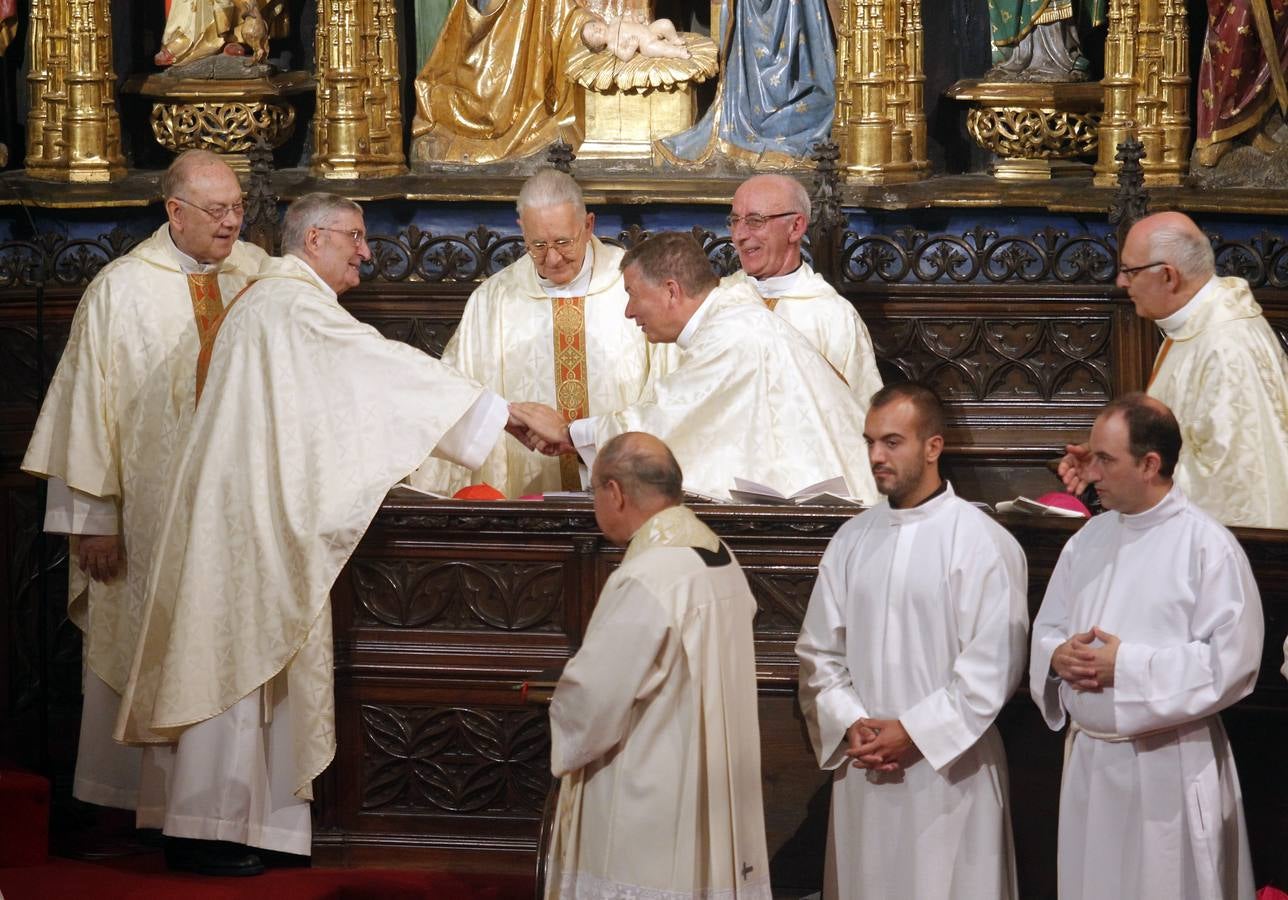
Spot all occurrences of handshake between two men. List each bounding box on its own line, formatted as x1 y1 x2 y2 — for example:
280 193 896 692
504 402 579 457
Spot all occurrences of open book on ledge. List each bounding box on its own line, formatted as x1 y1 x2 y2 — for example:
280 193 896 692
727 476 863 507
995 495 1089 518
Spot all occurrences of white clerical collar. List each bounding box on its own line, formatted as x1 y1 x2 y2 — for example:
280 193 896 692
884 480 955 524
1155 275 1217 337
537 245 594 298
1118 484 1186 530
749 263 808 299
675 289 717 350
165 225 222 275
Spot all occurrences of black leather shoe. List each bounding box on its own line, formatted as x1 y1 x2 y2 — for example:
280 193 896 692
163 837 265 876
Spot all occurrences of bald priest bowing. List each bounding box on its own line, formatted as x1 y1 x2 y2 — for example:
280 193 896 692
116 194 531 869
510 232 878 502
546 432 770 899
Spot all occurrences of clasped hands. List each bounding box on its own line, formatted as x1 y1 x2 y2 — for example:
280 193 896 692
845 717 914 773
506 402 576 456
1050 627 1120 691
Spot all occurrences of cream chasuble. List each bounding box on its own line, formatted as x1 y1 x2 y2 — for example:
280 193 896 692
1030 487 1261 900
117 254 503 799
22 224 266 696
583 282 878 503
546 505 771 900
723 264 884 407
410 237 651 497
1146 275 1288 528
796 484 1028 899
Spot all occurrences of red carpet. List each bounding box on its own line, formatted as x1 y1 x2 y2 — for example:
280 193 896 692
0 851 532 900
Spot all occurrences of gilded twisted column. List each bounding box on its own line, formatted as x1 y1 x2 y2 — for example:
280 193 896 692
834 0 927 184
26 0 125 182
313 0 407 178
1093 0 1188 186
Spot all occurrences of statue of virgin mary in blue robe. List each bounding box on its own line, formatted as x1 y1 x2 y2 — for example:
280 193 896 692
657 0 837 167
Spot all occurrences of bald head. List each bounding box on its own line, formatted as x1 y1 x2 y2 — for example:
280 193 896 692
596 432 683 505
162 150 237 201
730 174 810 278
162 150 245 265
592 432 684 544
1125 212 1215 283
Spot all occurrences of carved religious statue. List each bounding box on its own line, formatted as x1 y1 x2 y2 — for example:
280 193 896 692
987 0 1105 82
657 0 837 168
411 0 589 165
580 14 691 61
1193 0 1288 178
155 0 289 69
0 0 14 167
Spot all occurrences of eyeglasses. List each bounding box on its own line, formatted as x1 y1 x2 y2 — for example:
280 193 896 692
726 211 799 231
525 224 586 259
174 197 245 221
1118 261 1167 279
317 227 368 248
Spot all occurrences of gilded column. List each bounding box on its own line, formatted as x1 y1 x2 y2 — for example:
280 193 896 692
1093 0 1189 186
26 0 126 182
835 0 927 184
313 0 408 178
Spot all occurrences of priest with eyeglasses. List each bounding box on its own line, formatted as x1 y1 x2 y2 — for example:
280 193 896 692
410 168 658 497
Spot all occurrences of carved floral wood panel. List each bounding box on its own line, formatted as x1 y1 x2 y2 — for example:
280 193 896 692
350 558 565 632
866 315 1112 402
360 704 549 817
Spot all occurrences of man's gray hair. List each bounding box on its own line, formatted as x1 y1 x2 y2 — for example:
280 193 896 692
281 193 364 254
1147 221 1216 281
597 432 683 505
516 169 586 218
161 149 229 199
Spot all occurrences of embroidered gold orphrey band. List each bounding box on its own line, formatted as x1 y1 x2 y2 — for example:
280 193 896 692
1147 337 1174 390
188 273 224 404
552 296 590 490
193 280 252 405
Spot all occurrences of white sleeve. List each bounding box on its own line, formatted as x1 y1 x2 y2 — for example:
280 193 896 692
1112 539 1264 735
43 477 119 535
795 537 868 770
1028 543 1077 731
430 389 508 471
899 536 1030 772
570 416 599 471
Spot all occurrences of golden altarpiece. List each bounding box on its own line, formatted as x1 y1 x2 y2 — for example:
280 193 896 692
2 2 1288 897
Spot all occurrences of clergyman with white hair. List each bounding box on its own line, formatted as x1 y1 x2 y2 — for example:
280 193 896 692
22 149 266 852
721 173 882 408
1058 210 1288 528
115 192 531 876
410 167 656 498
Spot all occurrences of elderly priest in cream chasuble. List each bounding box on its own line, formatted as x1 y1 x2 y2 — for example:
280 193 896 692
22 223 266 806
116 252 508 815
412 235 653 497
1145 275 1288 529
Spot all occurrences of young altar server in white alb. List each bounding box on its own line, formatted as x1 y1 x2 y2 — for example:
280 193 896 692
507 231 878 503
22 150 266 815
545 432 771 899
1031 393 1262 900
795 382 1029 899
115 193 534 876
